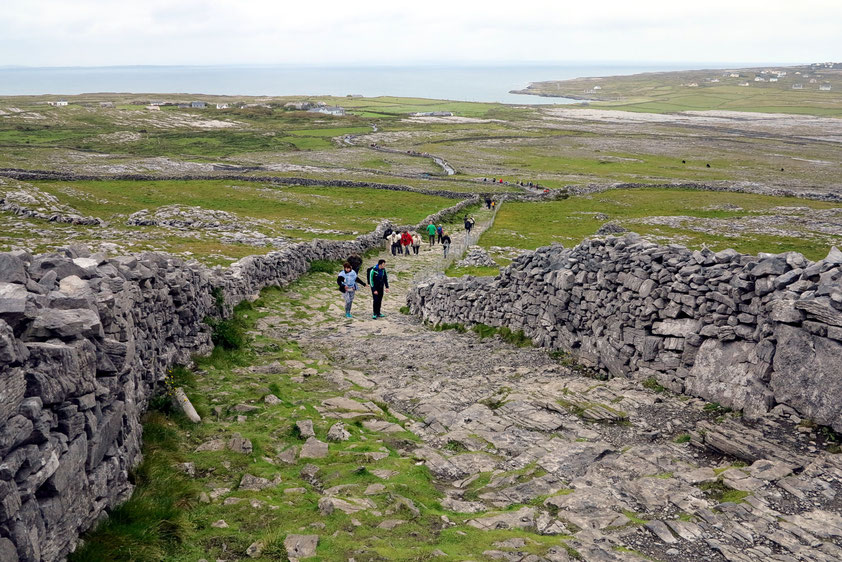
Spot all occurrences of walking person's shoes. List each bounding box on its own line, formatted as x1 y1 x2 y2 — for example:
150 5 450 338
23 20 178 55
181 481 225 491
377 313 387 318
345 313 352 318
372 314 378 319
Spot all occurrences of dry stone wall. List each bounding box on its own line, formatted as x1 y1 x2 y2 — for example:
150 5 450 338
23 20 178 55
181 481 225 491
0 194 478 562
408 233 842 431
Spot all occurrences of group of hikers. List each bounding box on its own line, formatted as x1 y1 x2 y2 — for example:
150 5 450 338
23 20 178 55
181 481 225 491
336 215 477 319
336 254 389 320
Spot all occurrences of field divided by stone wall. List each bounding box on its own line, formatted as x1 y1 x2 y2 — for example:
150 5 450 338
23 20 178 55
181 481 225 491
409 233 842 430
0 195 477 562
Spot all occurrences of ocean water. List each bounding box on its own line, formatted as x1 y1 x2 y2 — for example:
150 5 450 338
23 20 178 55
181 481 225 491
1 63 703 103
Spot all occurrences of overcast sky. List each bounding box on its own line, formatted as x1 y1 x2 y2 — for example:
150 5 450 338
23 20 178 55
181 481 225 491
1 0 840 67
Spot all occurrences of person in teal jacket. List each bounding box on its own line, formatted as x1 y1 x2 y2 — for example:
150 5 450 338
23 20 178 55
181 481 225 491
368 259 389 318
426 223 437 245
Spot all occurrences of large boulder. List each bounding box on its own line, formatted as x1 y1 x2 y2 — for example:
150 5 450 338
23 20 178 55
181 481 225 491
772 324 842 431
685 339 773 419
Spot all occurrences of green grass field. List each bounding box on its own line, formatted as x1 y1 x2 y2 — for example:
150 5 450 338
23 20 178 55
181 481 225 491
479 188 842 261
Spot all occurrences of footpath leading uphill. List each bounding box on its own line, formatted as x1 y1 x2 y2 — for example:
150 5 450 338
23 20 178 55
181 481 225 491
67 215 842 561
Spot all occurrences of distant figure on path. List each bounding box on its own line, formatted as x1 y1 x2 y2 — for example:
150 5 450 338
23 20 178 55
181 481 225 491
368 259 389 319
436 224 444 244
464 215 475 234
426 222 437 245
389 232 401 256
411 231 422 255
491 201 496 210
441 232 452 258
485 197 492 209
401 231 413 255
337 262 359 318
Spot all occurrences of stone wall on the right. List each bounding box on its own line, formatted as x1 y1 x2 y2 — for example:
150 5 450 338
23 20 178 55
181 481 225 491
407 233 842 430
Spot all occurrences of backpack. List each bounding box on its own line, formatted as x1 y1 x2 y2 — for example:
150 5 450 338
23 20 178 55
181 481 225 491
382 227 393 239
366 266 375 285
337 274 346 293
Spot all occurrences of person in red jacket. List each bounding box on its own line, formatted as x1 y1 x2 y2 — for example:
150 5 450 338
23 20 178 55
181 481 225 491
400 231 413 256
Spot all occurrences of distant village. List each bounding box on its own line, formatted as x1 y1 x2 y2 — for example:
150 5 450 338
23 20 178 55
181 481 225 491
579 63 839 95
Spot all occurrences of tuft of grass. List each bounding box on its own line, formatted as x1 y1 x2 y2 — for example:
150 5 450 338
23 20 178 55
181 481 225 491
642 376 665 393
472 323 498 339
68 412 199 562
497 326 532 347
673 433 692 444
703 402 733 415
434 322 467 333
698 480 750 504
399 305 410 315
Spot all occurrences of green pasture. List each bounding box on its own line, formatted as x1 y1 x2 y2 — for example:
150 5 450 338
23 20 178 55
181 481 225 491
33 180 453 227
479 188 842 261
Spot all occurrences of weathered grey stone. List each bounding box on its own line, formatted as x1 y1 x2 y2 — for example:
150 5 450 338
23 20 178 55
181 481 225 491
25 308 103 339
772 324 842 431
0 537 18 562
685 339 773 419
326 422 350 442
295 419 315 438
284 534 319 559
299 437 328 459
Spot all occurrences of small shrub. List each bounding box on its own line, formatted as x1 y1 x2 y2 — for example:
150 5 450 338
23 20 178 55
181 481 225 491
399 306 410 315
207 316 248 350
674 433 692 444
211 286 225 312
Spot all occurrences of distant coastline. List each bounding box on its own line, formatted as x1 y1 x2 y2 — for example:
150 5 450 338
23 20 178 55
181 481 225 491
0 63 718 103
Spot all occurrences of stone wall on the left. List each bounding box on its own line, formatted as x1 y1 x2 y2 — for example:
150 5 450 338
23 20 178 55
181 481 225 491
0 194 479 562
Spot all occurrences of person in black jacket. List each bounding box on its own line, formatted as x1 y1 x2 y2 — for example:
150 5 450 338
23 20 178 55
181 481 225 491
368 259 389 319
347 254 366 286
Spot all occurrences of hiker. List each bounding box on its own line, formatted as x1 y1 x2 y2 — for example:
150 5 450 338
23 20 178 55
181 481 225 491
464 215 474 234
491 200 496 209
426 222 437 245
346 254 366 287
337 262 359 318
368 259 389 319
411 231 422 255
400 230 413 255
436 224 444 244
441 231 452 258
389 231 402 256
485 197 492 209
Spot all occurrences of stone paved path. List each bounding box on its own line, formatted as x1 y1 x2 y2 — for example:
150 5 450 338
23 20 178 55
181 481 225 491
253 214 842 562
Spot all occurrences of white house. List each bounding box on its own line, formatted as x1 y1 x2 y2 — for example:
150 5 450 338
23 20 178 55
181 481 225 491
146 105 161 111
729 73 740 78
738 82 750 87
769 78 778 82
191 101 207 109
710 78 720 83
792 83 804 90
754 77 765 82
48 100 69 107
819 84 832 91
216 103 229 109
308 106 345 116
593 85 602 90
